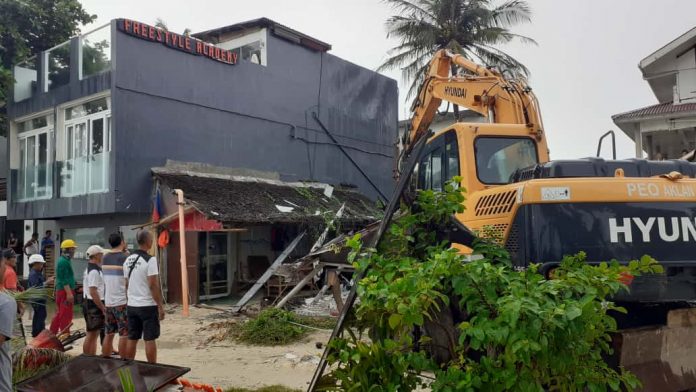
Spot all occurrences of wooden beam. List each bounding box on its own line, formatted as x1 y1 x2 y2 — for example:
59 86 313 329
274 263 323 309
231 231 306 313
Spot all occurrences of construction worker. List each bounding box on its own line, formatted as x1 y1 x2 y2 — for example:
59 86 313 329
49 239 77 335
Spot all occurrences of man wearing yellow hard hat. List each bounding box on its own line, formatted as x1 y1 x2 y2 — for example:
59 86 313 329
49 239 77 335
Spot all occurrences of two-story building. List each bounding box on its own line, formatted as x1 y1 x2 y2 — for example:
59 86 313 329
8 18 397 279
613 26 696 159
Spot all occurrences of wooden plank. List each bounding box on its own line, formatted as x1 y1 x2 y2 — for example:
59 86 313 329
274 263 322 309
310 204 345 253
231 231 305 313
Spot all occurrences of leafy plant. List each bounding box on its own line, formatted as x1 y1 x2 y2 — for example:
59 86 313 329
320 178 663 391
118 367 135 392
231 308 308 346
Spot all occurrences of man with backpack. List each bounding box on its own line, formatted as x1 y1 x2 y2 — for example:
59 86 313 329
122 231 164 363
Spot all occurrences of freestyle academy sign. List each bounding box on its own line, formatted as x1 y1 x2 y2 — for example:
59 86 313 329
117 19 238 65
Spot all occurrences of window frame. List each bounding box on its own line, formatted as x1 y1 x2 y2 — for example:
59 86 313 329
473 136 539 185
17 114 54 201
61 97 111 197
417 130 460 191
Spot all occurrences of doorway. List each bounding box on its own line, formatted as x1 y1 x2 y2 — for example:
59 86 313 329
198 232 235 300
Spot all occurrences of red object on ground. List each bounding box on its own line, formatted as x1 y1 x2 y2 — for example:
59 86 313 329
28 330 64 351
49 289 74 334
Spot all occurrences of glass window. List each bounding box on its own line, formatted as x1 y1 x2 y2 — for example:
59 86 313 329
431 148 443 191
13 58 37 102
47 42 71 91
81 24 111 78
446 136 459 180
61 97 111 197
475 137 538 184
61 227 106 279
16 115 53 200
418 155 431 190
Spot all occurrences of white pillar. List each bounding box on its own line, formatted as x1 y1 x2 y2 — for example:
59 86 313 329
634 127 643 158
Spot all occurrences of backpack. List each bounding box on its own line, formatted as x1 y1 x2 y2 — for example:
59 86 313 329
126 250 151 280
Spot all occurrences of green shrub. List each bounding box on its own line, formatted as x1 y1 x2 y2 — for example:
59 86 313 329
319 178 663 391
225 386 301 392
233 308 307 346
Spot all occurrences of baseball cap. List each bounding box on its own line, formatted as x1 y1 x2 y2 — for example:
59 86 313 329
2 249 16 259
28 254 46 264
85 245 105 257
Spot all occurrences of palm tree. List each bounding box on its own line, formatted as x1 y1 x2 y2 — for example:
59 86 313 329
380 0 536 102
154 18 191 36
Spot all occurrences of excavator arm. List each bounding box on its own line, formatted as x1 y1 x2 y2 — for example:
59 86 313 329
403 49 545 156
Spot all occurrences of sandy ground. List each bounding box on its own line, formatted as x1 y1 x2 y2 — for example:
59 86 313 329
22 305 331 390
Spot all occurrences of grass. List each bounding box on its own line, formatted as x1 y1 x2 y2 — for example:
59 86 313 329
225 387 301 392
230 308 335 346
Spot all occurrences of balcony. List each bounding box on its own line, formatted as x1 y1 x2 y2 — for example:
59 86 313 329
13 23 111 103
58 151 110 197
10 151 112 202
11 164 53 202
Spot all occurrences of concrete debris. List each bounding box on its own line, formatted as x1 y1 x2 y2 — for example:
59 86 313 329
292 287 350 317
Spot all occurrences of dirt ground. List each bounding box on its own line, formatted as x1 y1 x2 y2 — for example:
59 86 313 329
22 305 331 390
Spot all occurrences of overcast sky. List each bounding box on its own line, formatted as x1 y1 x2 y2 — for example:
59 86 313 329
80 0 696 159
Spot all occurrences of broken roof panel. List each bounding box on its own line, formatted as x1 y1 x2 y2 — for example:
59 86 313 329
152 168 381 226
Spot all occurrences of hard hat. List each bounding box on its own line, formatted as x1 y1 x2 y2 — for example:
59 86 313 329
60 239 77 249
28 254 46 264
85 245 105 257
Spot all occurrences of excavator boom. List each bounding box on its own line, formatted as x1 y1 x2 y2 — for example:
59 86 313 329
404 50 544 157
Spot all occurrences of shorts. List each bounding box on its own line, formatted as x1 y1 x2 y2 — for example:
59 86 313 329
127 306 160 341
105 305 128 336
82 300 105 332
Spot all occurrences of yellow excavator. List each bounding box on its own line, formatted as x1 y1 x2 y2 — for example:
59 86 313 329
397 49 696 391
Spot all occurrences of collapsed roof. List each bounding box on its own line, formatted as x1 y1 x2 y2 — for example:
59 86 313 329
152 167 381 227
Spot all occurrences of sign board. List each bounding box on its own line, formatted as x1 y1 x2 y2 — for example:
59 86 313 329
117 19 238 65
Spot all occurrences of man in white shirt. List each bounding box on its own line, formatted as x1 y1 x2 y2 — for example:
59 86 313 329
102 233 130 358
82 245 105 355
123 231 164 363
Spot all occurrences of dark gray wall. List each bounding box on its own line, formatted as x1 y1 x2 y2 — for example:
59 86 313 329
113 27 397 213
7 21 398 220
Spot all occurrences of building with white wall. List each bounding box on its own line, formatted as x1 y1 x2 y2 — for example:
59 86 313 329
613 27 696 159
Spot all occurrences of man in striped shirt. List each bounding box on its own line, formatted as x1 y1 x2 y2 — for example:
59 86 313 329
101 233 131 358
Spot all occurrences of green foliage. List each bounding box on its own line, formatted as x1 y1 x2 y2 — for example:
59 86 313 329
118 368 136 392
232 308 308 346
379 0 537 99
322 177 663 391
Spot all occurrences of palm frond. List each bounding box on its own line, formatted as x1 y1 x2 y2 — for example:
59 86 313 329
383 0 437 22
490 0 533 27
12 347 70 384
8 287 51 306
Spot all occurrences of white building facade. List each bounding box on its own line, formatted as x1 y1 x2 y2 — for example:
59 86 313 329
613 27 696 159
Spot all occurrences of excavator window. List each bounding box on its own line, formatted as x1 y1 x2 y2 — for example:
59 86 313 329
475 137 538 184
417 130 459 191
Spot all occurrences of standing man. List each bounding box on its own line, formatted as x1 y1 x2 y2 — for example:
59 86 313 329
82 245 105 355
27 254 54 337
102 233 130 358
0 251 17 392
23 232 40 258
0 250 19 291
49 239 77 334
123 231 164 363
40 230 54 257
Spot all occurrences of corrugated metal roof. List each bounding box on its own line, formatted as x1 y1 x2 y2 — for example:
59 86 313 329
612 101 696 122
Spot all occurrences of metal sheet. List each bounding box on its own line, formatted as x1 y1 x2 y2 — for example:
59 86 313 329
16 355 190 392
